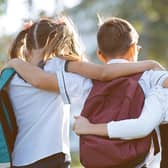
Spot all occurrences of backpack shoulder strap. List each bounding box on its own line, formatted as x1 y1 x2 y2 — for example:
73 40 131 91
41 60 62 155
0 68 15 90
0 68 16 164
159 124 168 167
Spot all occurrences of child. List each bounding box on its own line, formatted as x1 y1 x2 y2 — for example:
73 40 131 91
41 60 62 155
4 17 85 168
71 17 168 168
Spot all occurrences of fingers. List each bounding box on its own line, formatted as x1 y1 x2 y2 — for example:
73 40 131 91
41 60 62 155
73 116 79 131
72 116 81 136
58 53 81 62
72 122 80 136
72 123 75 131
1 63 9 71
23 21 33 30
72 116 77 131
74 115 80 119
0 65 9 75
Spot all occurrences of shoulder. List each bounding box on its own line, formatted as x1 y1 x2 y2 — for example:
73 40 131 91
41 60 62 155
44 57 65 73
141 70 168 80
140 70 154 80
10 74 31 86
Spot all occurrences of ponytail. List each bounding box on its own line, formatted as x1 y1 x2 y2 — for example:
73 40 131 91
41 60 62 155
9 29 28 59
44 22 82 61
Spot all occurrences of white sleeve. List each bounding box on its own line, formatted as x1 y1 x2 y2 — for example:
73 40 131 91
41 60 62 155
44 58 60 73
44 57 92 105
140 70 168 96
62 70 92 105
53 59 92 107
107 93 165 139
149 70 168 87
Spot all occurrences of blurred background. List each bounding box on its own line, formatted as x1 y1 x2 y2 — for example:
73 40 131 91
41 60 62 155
0 0 167 167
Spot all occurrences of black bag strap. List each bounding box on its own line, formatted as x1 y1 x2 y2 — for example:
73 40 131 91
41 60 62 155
159 124 168 168
152 129 160 155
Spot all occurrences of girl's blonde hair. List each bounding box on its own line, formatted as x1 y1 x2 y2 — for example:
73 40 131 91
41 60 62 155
9 16 84 62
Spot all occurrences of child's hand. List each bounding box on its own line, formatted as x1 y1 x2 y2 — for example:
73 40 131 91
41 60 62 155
1 58 21 74
1 62 11 72
141 60 165 71
73 116 91 135
1 59 15 73
152 61 165 70
58 53 82 62
3 58 19 68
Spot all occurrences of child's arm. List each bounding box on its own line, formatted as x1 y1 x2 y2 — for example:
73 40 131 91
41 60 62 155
4 58 164 93
3 58 59 92
73 116 108 136
67 60 165 81
73 94 164 139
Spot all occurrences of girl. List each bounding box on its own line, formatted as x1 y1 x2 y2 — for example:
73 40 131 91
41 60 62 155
6 17 84 168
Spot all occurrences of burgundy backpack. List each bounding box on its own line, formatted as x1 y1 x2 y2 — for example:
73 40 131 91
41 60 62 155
80 73 152 168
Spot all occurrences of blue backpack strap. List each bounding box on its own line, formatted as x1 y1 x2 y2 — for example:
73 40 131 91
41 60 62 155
0 68 15 90
0 68 16 166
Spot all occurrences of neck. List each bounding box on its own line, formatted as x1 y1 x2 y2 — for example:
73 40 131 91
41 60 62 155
30 56 43 66
102 54 134 63
29 49 44 66
114 55 135 62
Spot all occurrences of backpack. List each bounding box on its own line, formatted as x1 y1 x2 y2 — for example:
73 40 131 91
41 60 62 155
80 73 152 168
159 124 168 168
0 68 17 166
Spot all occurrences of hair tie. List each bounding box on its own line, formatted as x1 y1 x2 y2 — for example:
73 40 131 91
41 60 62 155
33 23 39 49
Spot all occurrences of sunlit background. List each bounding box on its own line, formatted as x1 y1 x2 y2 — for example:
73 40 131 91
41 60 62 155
0 0 167 167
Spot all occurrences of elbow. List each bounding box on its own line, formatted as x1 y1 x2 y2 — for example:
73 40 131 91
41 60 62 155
98 68 114 81
31 79 42 89
100 72 109 81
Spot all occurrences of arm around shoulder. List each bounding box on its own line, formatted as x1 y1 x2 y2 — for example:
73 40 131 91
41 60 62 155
67 60 164 81
6 58 59 92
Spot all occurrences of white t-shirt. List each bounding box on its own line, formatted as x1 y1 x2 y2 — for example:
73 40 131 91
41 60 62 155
8 57 92 166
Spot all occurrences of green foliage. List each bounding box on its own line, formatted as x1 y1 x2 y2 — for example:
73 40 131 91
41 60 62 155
0 35 13 67
0 0 6 14
71 152 82 168
117 0 168 63
0 0 167 65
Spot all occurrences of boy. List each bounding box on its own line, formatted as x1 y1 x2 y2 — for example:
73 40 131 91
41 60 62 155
72 17 168 168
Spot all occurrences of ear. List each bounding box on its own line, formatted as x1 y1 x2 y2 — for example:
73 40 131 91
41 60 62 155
125 43 136 61
97 49 107 63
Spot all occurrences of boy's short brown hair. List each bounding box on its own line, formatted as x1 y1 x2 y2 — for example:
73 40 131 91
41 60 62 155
97 17 139 58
